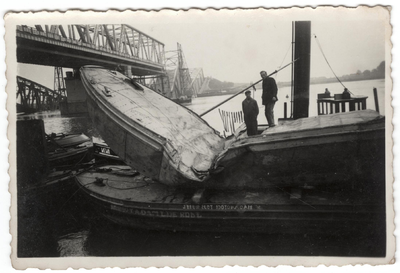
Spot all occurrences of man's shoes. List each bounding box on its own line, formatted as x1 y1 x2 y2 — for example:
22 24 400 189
269 124 276 128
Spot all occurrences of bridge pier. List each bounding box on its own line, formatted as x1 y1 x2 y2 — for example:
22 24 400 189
123 66 133 78
60 72 88 115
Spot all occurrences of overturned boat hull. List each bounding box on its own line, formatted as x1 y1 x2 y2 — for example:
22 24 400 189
80 66 224 187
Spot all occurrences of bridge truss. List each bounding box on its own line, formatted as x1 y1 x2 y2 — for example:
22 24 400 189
146 43 207 100
17 24 165 75
17 76 66 113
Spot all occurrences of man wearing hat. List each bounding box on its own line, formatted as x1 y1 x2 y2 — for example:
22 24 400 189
242 90 259 136
260 70 278 127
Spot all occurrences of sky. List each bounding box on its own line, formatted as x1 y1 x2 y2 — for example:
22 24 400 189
17 7 387 88
131 9 386 84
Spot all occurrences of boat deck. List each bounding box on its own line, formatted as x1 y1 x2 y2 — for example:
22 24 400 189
74 165 384 233
233 110 383 145
263 110 382 135
76 165 375 208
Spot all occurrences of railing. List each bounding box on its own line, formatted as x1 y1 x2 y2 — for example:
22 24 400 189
317 93 368 115
218 109 244 137
17 24 165 66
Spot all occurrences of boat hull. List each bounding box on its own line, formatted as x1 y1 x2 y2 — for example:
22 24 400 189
80 66 224 187
211 111 385 189
75 165 385 234
47 133 93 168
48 147 92 168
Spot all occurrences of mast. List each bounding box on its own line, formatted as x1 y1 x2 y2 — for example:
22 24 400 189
290 21 295 118
292 21 311 119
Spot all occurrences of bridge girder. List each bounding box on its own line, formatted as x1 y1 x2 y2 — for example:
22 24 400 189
17 76 65 112
16 24 166 76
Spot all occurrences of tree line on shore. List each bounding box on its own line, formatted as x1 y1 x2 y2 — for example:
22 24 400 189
203 61 384 93
208 78 235 90
278 61 385 87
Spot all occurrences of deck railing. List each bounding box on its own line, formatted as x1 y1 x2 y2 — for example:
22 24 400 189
317 93 368 115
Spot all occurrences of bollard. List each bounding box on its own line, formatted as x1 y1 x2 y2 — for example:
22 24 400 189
373 88 380 114
284 102 288 119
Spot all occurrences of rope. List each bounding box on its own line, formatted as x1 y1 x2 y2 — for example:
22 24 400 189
313 34 354 95
275 43 292 79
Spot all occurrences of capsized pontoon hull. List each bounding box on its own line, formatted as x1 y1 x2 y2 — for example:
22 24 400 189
80 66 224 187
210 110 385 189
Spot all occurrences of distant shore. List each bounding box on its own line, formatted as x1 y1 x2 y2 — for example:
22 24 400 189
198 77 385 98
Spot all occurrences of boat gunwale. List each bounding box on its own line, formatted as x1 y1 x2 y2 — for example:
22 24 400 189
227 119 385 150
74 176 384 214
48 146 90 160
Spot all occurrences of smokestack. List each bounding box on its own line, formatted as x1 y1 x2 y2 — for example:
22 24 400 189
292 21 311 119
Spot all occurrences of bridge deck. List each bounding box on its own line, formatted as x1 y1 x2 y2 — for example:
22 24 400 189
17 25 165 76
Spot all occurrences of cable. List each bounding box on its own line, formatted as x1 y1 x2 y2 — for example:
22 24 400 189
275 43 292 79
313 34 354 95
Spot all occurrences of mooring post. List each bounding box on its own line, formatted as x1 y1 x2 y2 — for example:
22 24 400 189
284 102 288 119
292 21 311 119
373 87 380 113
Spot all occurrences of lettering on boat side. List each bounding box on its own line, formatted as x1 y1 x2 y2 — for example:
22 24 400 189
183 204 254 210
110 204 202 218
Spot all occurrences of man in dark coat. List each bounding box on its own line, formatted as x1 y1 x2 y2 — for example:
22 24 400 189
242 90 259 136
260 70 278 127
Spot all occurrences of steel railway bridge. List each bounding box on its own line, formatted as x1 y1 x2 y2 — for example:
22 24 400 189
16 24 207 113
17 76 65 113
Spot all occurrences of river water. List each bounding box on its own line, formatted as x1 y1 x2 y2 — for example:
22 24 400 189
195 78 385 135
17 79 386 258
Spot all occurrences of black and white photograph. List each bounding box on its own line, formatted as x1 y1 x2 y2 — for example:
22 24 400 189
5 5 395 269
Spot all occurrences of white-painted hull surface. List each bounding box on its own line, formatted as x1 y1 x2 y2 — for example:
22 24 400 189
80 66 225 186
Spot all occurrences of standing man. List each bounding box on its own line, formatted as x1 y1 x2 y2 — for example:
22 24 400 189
260 70 278 128
242 90 259 136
